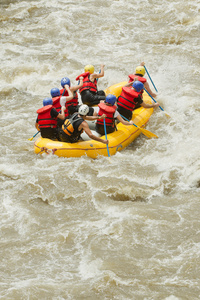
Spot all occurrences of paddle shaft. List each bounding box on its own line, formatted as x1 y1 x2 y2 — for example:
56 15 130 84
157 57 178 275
143 88 164 111
103 119 110 157
144 65 158 93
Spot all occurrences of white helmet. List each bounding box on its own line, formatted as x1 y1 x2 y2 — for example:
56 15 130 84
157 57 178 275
78 104 89 116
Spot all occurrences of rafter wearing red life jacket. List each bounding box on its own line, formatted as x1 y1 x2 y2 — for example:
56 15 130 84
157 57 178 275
78 72 97 94
128 74 146 95
128 74 146 84
59 90 78 118
52 96 61 113
117 87 140 111
96 102 117 128
37 105 57 129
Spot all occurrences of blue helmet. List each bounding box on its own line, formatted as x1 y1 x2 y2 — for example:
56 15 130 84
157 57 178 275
50 88 60 98
132 81 144 92
43 97 53 106
61 77 70 88
105 94 117 106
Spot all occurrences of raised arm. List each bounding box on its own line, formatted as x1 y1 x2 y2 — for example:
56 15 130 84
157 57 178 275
70 77 84 91
57 106 66 120
63 85 74 102
91 64 105 80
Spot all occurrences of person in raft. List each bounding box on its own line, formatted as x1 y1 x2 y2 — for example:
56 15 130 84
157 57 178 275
117 81 160 120
95 94 134 135
128 62 157 98
59 76 84 120
35 97 66 140
76 64 106 106
50 85 73 128
59 104 108 145
67 104 98 118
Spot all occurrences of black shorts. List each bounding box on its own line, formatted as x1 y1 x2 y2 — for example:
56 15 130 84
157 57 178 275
81 90 106 106
40 128 58 140
95 123 115 135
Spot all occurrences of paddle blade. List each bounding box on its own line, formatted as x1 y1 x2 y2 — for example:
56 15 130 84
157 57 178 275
28 137 34 141
139 127 158 139
165 112 171 118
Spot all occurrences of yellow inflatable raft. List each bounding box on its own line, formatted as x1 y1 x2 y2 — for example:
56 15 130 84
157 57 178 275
34 81 155 159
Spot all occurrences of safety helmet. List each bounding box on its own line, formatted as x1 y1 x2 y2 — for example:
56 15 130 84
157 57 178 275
78 104 89 116
84 64 94 74
132 81 144 92
105 94 117 106
43 97 53 106
61 77 71 88
135 66 145 76
50 88 60 98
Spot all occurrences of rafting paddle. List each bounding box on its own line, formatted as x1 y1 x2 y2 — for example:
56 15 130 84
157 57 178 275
144 65 158 93
120 114 158 139
28 131 40 141
144 88 170 118
103 119 111 158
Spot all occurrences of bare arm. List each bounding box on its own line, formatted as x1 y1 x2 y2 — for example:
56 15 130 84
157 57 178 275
116 114 134 126
70 77 84 91
84 114 106 121
57 106 66 120
90 64 105 80
141 101 159 109
35 122 40 131
80 121 108 144
144 81 157 98
63 85 74 102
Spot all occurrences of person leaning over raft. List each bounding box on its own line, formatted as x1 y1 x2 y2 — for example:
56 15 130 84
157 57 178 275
117 81 160 121
76 64 106 106
59 104 108 145
35 97 66 140
95 94 134 135
128 62 157 99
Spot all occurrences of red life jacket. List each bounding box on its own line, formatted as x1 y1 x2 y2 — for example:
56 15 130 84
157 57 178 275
59 90 78 118
128 74 146 84
79 73 97 94
117 87 140 111
96 103 117 127
37 105 57 128
76 71 90 81
128 74 146 95
52 96 61 113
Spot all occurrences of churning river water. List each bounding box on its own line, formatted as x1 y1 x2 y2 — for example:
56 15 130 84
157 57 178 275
0 0 200 299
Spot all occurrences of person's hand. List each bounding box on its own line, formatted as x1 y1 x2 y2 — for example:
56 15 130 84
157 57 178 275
129 120 134 125
61 106 66 111
151 93 157 98
104 139 109 145
101 114 106 119
153 103 160 108
140 62 145 66
79 76 84 80
101 64 105 68
64 84 70 90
